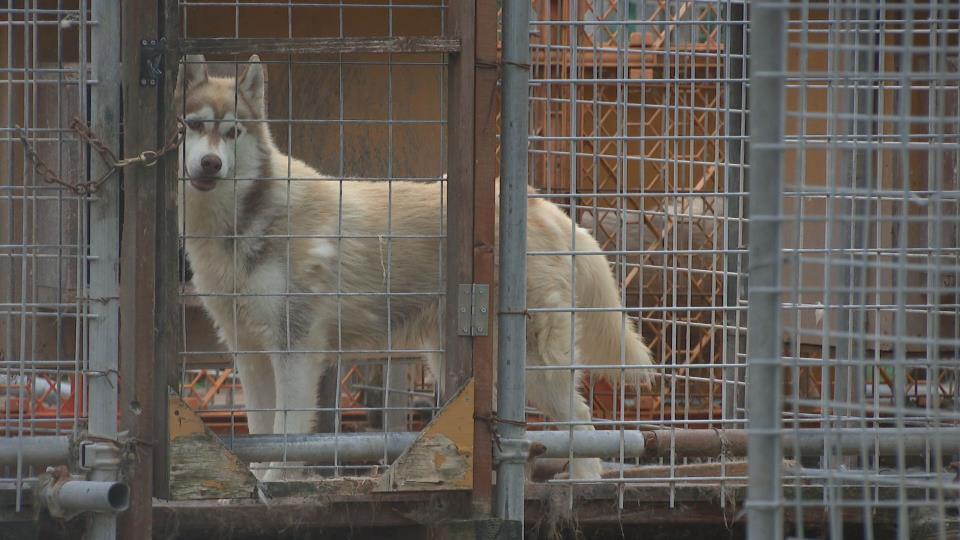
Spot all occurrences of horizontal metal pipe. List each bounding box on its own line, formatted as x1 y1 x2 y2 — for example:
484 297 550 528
532 431 646 459
227 432 417 463
55 481 129 513
227 428 960 465
0 436 71 466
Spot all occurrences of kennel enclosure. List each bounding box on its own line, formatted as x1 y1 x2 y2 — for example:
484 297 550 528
1 0 960 539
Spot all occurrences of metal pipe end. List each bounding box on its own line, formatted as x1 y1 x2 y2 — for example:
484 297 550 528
104 482 130 511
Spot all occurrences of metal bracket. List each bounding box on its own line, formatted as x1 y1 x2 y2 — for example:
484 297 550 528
139 38 166 87
78 441 121 471
456 284 489 336
493 438 532 465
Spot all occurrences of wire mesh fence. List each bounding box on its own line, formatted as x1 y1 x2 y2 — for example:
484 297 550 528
526 0 750 505
175 0 451 480
1 3 123 536
4 0 960 537
756 0 960 538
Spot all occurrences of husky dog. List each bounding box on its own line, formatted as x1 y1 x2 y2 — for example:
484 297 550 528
176 54 653 481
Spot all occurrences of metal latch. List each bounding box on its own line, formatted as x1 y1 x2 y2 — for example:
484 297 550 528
139 38 166 87
79 441 121 471
457 284 489 336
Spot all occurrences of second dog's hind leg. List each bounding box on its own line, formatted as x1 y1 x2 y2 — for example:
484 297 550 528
525 311 603 480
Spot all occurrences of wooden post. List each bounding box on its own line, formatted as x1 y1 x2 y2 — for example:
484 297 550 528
119 0 180 535
445 0 497 519
444 0 478 402
472 0 498 518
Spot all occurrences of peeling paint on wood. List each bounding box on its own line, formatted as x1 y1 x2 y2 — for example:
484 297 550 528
376 380 474 492
168 396 257 500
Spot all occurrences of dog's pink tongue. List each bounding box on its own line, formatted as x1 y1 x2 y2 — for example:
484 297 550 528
190 177 217 191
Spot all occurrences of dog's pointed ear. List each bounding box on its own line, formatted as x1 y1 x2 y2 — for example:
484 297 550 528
175 55 207 113
238 54 266 116
177 54 208 90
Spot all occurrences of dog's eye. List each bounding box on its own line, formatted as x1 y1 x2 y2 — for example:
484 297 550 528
186 119 204 131
224 127 241 139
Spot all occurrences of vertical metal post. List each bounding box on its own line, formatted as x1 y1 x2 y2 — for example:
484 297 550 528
496 0 530 525
88 0 122 538
746 1 786 539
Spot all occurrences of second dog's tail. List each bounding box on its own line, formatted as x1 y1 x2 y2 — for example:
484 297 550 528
573 228 654 389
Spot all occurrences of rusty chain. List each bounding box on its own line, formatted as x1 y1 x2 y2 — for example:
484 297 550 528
14 117 186 196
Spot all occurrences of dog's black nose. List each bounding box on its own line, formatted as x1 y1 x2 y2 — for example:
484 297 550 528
200 154 222 175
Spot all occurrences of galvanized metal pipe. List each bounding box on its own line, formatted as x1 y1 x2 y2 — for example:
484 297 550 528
226 431 648 464
225 428 960 465
746 1 787 538
226 432 418 463
55 480 130 513
497 0 530 525
0 436 71 466
88 0 123 536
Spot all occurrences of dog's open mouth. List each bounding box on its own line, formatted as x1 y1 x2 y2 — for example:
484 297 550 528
190 177 217 191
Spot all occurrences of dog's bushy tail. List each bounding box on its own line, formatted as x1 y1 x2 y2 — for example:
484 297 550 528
573 228 654 389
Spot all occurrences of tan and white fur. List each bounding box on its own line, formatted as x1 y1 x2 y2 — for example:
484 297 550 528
176 55 654 481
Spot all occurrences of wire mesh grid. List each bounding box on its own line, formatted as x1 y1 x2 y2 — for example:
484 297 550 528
175 0 449 480
766 0 960 538
0 2 118 512
526 0 749 504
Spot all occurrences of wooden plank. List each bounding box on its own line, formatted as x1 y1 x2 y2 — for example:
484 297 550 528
376 380 475 492
471 0 498 515
168 395 258 500
153 491 474 535
443 0 475 404
179 36 460 55
156 0 183 496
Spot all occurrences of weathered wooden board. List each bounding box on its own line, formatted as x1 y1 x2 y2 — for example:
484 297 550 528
168 395 257 500
180 37 460 55
376 379 474 492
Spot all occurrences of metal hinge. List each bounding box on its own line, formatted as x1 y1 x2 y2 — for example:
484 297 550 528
139 38 166 87
456 284 489 337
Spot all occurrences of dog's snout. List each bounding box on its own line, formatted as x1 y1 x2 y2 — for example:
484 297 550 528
200 154 222 175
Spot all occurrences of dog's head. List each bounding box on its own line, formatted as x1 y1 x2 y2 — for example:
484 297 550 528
175 54 268 192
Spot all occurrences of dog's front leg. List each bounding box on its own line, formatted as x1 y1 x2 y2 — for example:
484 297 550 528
236 353 276 435
234 354 276 480
260 353 330 482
